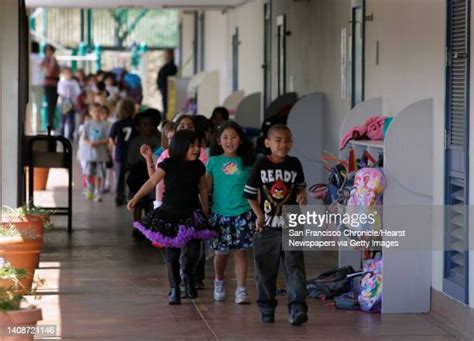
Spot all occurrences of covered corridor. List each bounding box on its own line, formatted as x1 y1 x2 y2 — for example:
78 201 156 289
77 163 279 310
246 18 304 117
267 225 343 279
31 166 458 339
1 0 474 339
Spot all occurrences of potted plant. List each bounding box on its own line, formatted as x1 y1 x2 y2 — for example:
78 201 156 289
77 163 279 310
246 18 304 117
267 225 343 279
0 258 27 291
2 205 54 244
33 167 50 191
15 205 53 229
0 260 43 341
0 224 41 292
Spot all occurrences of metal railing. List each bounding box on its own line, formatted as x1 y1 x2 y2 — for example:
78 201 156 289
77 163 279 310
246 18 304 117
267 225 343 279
31 8 179 50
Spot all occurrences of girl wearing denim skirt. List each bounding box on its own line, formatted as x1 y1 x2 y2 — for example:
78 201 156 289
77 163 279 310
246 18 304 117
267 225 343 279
206 122 256 304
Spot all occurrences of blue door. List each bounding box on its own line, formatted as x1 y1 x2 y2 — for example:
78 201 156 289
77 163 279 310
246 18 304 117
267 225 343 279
444 0 470 304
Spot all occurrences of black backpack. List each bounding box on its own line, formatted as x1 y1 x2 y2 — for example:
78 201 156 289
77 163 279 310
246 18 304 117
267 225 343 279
306 266 355 299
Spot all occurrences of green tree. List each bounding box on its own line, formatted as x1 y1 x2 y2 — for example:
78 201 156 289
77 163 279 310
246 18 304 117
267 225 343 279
109 9 148 48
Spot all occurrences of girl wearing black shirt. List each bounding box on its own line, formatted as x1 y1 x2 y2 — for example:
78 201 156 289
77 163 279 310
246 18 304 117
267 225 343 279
127 130 217 304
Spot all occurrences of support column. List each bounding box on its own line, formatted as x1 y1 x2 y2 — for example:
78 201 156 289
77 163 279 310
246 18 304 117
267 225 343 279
1 0 20 206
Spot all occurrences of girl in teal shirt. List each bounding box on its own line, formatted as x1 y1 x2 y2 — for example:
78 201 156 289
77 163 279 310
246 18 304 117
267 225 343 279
207 122 256 304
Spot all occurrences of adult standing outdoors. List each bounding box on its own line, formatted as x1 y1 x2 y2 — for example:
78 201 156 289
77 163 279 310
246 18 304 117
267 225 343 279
156 49 177 116
30 41 44 133
41 44 60 131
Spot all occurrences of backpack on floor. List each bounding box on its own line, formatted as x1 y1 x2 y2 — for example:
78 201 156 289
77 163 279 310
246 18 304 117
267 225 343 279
358 258 383 312
306 266 355 299
334 293 360 311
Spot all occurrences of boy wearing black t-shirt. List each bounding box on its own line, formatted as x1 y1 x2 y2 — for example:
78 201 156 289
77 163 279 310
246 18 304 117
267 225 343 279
244 124 308 326
109 98 137 206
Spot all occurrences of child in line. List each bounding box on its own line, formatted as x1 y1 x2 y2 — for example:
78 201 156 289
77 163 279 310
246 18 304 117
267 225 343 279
210 106 229 130
109 98 137 206
207 122 256 304
153 121 174 159
77 112 92 195
82 103 110 202
243 124 309 326
141 115 207 209
127 130 217 304
127 109 161 236
58 66 81 142
141 115 209 289
100 105 115 194
194 115 214 153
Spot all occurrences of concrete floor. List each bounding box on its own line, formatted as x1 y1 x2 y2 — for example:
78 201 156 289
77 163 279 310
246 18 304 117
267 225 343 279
29 168 461 340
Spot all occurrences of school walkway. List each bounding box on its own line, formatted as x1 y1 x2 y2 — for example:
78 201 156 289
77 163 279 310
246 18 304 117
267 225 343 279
31 166 461 340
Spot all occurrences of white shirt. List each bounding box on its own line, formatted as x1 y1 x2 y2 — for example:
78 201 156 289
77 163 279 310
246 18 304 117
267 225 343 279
30 53 44 86
58 78 81 101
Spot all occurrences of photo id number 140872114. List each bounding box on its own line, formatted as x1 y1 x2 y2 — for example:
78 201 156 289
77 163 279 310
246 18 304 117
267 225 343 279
5 325 57 337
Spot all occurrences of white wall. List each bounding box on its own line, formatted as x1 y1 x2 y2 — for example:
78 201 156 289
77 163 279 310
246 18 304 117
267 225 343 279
180 12 195 78
229 1 264 97
364 0 447 296
1 0 19 207
197 0 473 308
271 0 351 155
201 1 264 105
204 10 230 103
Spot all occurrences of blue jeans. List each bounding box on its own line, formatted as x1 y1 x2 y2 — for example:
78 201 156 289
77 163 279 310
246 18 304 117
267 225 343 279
253 228 308 316
59 111 75 142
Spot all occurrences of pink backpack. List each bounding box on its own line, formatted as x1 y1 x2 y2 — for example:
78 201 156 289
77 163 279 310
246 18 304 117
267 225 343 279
347 168 384 207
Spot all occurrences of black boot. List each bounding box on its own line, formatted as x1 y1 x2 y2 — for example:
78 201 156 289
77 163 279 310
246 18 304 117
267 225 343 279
184 276 198 299
168 288 181 305
166 264 181 305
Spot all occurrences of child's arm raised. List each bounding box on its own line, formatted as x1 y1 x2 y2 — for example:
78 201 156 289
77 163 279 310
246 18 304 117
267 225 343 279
127 168 165 210
247 198 265 233
199 175 209 217
140 144 155 178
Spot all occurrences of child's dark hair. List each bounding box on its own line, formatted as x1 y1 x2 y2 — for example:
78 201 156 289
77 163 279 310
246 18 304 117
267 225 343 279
96 81 106 92
267 124 292 138
136 108 161 127
211 106 230 122
174 114 195 130
104 72 116 84
116 98 136 119
194 115 213 146
169 130 200 161
194 115 212 134
210 121 256 167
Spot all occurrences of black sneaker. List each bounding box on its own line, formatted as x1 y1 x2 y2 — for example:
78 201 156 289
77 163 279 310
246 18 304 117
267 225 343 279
260 313 275 324
184 277 198 299
289 312 308 326
168 288 181 305
115 197 124 207
132 229 140 239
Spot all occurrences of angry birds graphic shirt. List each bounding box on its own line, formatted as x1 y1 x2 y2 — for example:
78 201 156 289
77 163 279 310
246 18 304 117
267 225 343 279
244 156 306 228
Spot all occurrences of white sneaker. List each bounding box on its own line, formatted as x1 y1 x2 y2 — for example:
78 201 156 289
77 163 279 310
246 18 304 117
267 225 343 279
94 191 103 202
214 279 226 301
235 287 250 305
